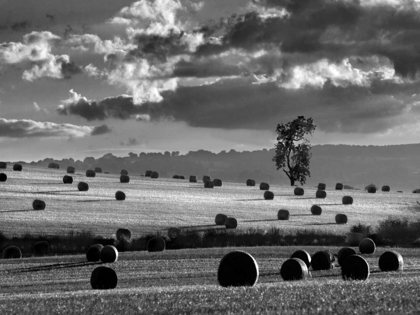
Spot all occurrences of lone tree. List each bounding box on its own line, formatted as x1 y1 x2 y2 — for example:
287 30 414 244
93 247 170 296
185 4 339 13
273 116 316 186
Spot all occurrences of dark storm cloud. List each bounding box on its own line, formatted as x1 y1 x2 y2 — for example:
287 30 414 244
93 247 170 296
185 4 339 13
91 124 112 136
60 59 83 79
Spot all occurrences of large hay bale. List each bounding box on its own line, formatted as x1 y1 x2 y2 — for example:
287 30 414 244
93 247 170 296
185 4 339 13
120 169 128 175
179 175 185 180
116 228 131 241
173 175 180 179
204 180 214 188
215 213 228 225
318 183 326 190
145 170 152 177
67 166 75 173
151 171 159 179
337 247 356 266
189 175 197 183
335 214 348 224
86 169 96 177
217 251 259 287
0 173 7 182
246 179 256 186
0 162 6 169
365 184 377 191
3 246 22 259
78 181 89 191
341 254 370 281
33 241 49 256
168 227 181 239
115 191 126 201
316 190 327 199
203 175 211 183
342 196 353 205
32 199 46 210
146 236 166 252
95 167 102 173
90 266 118 290
311 251 334 271
120 175 130 183
48 162 59 169
359 238 376 254
100 245 118 263
264 191 274 200
13 164 22 171
311 205 322 215
379 250 404 272
278 209 290 220
366 185 377 193
213 179 222 187
63 175 73 184
335 183 344 190
225 217 238 229
294 187 304 196
86 244 104 262
259 182 269 190
291 249 311 268
346 232 364 246
280 258 309 281
382 185 390 192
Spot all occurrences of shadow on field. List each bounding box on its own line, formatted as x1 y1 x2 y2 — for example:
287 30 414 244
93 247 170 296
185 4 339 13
290 214 314 217
315 203 344 206
287 197 317 200
0 209 43 213
29 182 62 185
235 198 265 201
0 189 77 195
77 199 115 203
8 261 102 274
242 219 278 222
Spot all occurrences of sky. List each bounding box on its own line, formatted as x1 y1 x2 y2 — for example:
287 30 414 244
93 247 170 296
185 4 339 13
2 0 420 162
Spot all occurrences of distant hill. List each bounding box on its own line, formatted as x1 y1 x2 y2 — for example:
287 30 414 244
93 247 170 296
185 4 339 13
20 143 420 191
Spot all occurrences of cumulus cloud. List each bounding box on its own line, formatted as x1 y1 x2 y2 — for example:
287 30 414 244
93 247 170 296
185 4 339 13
91 124 112 135
33 102 49 114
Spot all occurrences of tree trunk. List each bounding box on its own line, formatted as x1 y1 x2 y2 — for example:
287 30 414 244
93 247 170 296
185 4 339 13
290 178 295 186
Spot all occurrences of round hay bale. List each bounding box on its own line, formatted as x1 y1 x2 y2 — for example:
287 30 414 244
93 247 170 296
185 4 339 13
203 175 211 183
346 232 364 246
311 250 334 271
397 190 403 193
318 183 326 190
215 213 228 225
63 175 73 184
367 186 377 193
335 183 344 190
67 166 75 173
48 162 59 169
146 236 166 252
311 205 322 215
120 175 130 183
316 190 327 199
264 191 274 200
341 254 370 281
78 181 89 191
32 199 46 210
259 182 269 190
294 187 304 196
86 244 104 262
213 179 222 187
246 179 256 186
217 250 259 287
33 241 49 256
189 175 197 182
342 196 353 205
0 173 7 182
115 191 126 201
0 162 6 169
120 169 128 176
116 228 131 241
90 266 118 290
337 247 357 266
168 227 181 239
95 167 102 173
359 238 376 254
179 175 185 180
382 185 390 192
145 170 152 177
277 209 290 220
379 250 404 272
335 214 348 224
204 180 214 188
225 217 238 229
280 258 309 281
100 245 118 263
291 249 311 268
173 175 180 179
13 164 22 171
86 169 96 177
151 171 159 179
3 246 22 259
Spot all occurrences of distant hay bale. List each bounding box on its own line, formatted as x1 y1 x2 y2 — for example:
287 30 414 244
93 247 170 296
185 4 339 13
213 179 222 187
397 191 403 193
215 213 228 225
2 246 22 259
95 167 102 173
120 169 128 175
179 175 185 180
33 241 49 256
365 184 377 193
48 162 59 169
203 175 211 183
346 232 364 246
116 236 132 252
204 180 214 188
335 214 348 224
335 183 344 190
168 227 181 239
342 196 353 205
280 258 309 281
379 250 404 272
86 169 96 177
259 182 269 190
173 175 180 179
145 170 152 177
0 162 6 169
337 247 356 266
277 209 290 220
359 238 376 254
100 245 118 263
217 250 259 287
115 191 126 201
146 236 166 252
86 244 104 262
381 185 390 192
291 249 311 268
311 250 334 271
32 199 46 210
90 266 118 290
63 175 73 184
264 191 274 200
294 187 304 196
318 183 326 190
225 217 238 229
151 171 159 179
116 228 131 241
0 173 7 182
78 181 89 191
13 164 22 171
67 166 75 174
341 254 370 281
120 175 130 183
246 179 256 186
316 190 327 199
189 175 197 183
310 205 322 215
